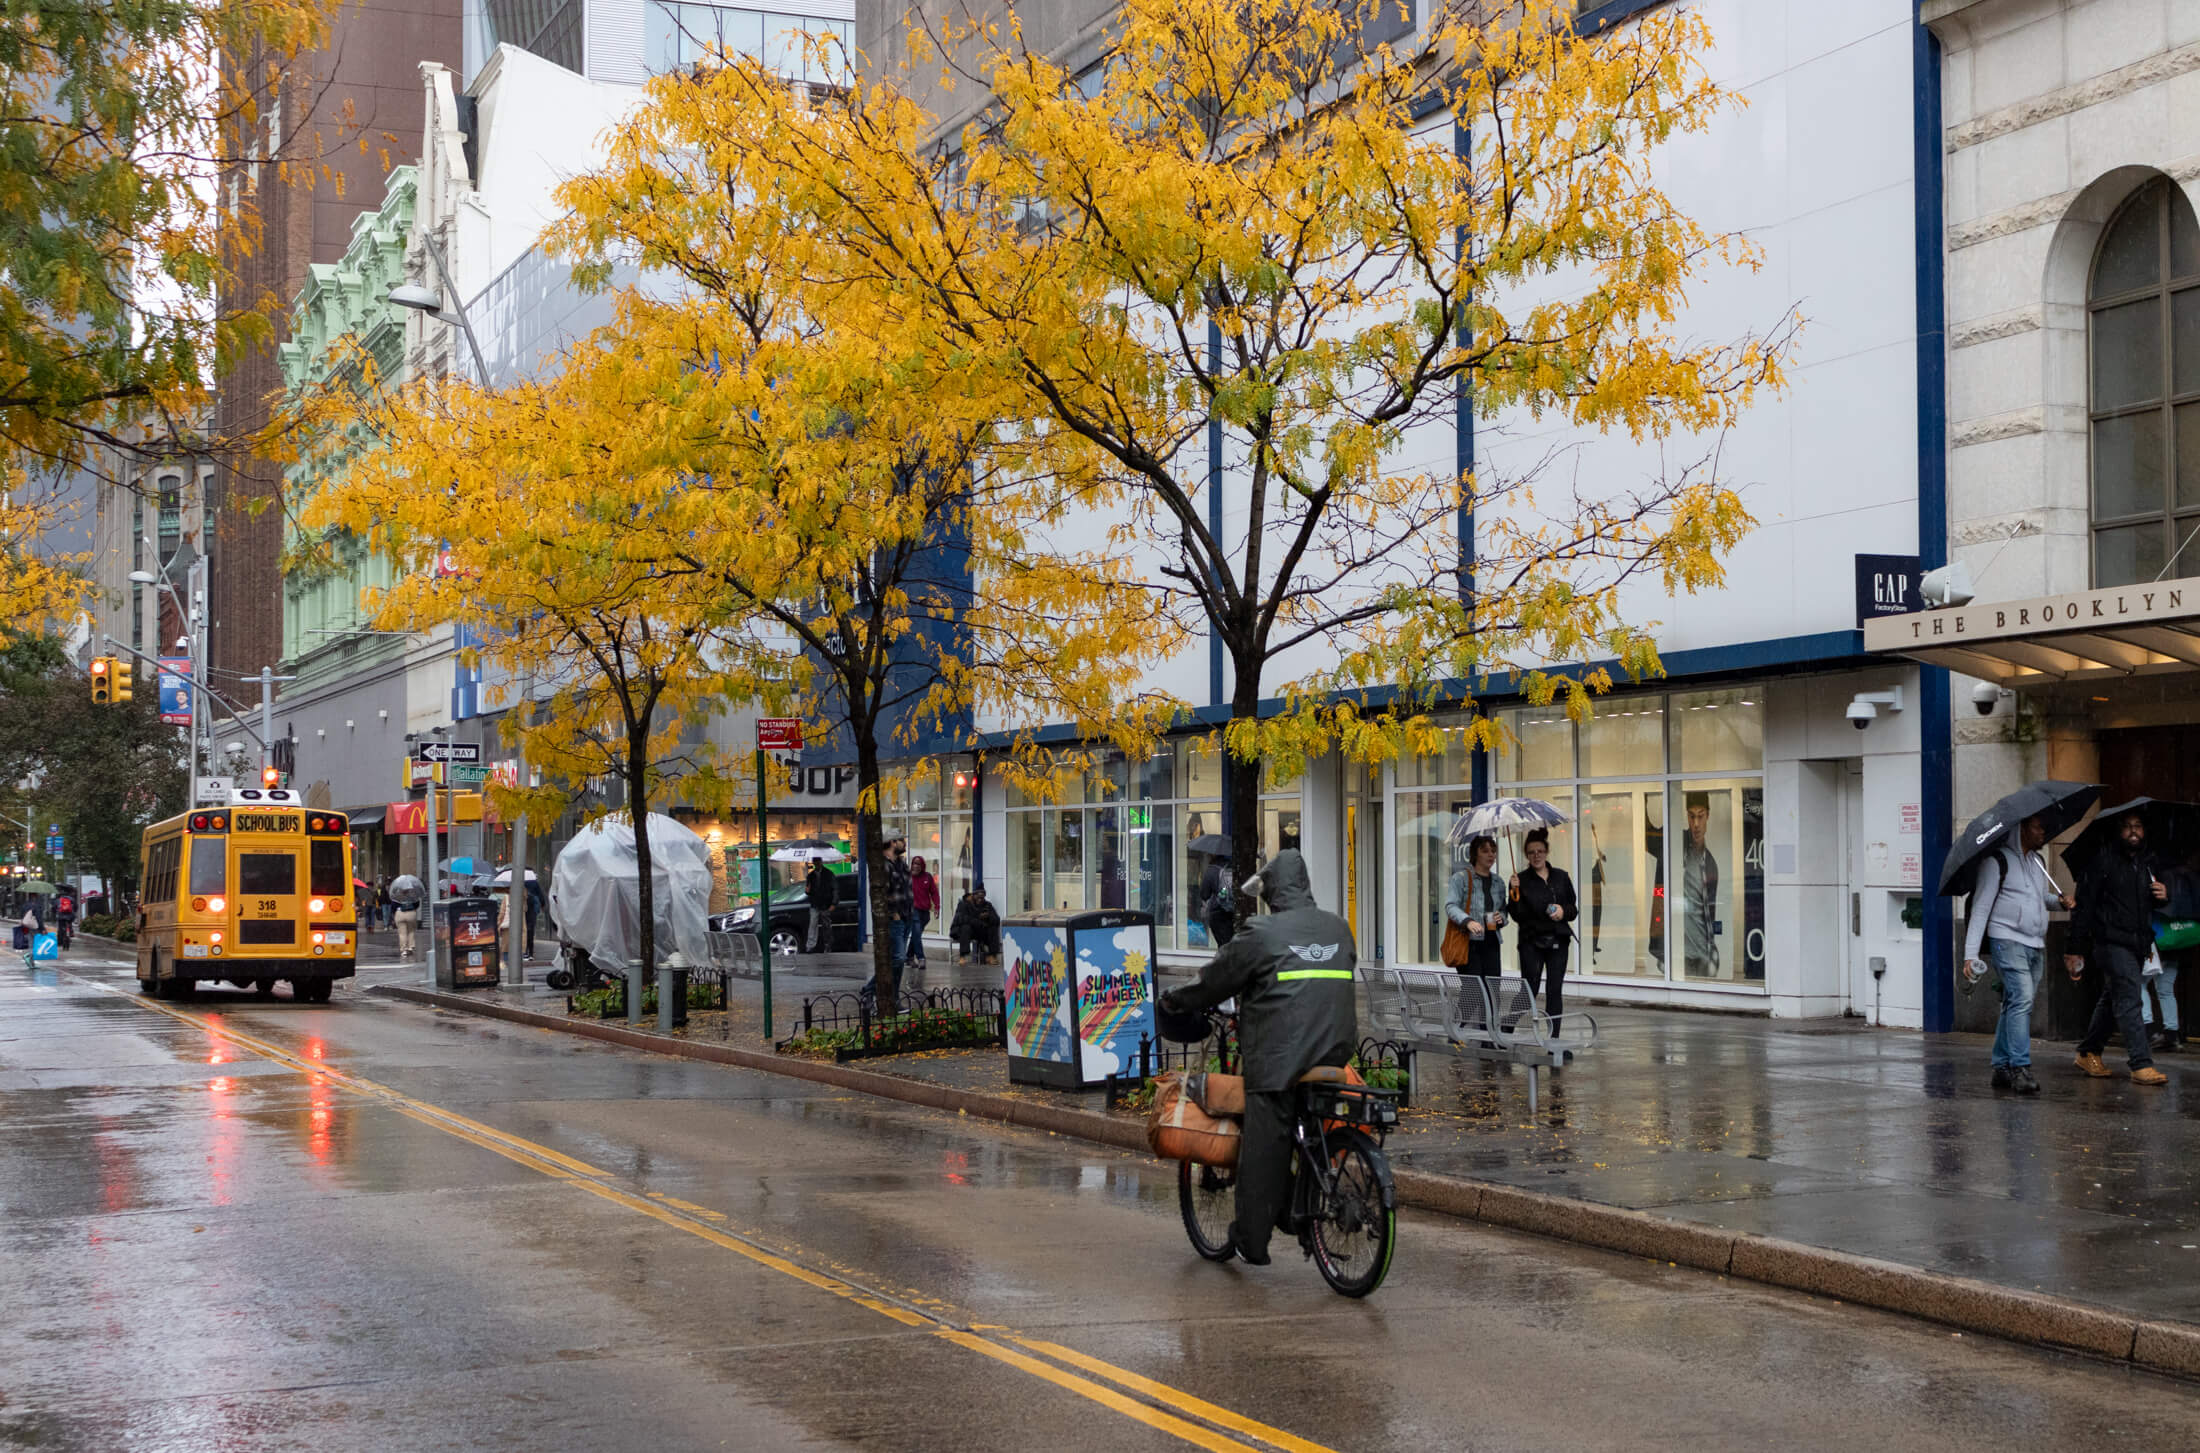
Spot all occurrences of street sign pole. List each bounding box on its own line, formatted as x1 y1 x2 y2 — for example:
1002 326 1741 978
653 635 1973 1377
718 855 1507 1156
424 753 441 987
757 744 770 1041
751 719 805 1041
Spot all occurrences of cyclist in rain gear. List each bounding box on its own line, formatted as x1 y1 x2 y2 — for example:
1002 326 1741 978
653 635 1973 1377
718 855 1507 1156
1159 849 1356 1264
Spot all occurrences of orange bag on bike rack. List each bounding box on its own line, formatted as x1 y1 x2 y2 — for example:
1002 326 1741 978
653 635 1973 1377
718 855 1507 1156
1146 1072 1242 1167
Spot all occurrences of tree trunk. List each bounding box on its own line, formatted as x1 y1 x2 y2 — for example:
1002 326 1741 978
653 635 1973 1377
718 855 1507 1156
628 732 655 988
854 729 898 1008
1227 677 1263 898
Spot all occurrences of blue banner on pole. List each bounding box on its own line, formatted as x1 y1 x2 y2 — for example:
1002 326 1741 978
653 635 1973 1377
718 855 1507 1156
158 657 192 725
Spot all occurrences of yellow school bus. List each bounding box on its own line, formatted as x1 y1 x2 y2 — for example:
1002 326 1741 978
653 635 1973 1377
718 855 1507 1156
137 788 357 1001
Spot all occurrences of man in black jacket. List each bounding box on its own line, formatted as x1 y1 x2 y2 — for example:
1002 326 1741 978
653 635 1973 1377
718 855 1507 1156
1159 850 1356 1265
803 862 835 954
950 886 1001 963
2067 809 2170 1085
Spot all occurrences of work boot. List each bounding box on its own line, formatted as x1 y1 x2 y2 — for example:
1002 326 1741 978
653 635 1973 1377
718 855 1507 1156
1227 1223 1271 1266
2015 1066 2041 1095
2074 1051 2112 1078
2132 1066 2168 1086
1990 1066 2014 1090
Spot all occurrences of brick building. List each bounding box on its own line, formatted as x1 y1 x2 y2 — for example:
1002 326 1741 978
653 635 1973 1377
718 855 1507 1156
209 0 465 683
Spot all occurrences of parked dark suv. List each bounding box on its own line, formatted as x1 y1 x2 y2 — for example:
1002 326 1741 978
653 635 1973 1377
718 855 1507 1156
709 872 861 955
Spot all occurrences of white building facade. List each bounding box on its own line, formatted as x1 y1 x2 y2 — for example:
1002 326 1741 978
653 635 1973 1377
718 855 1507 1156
856 0 1957 1024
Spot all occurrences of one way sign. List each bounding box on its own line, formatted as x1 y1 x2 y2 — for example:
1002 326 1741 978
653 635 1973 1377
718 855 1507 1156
414 742 482 764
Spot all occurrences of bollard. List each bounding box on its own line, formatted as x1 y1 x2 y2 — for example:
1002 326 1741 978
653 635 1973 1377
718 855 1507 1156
658 962 674 1032
626 964 642 1025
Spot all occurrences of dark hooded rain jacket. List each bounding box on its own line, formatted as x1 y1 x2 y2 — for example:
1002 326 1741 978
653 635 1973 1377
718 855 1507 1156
1166 850 1358 1092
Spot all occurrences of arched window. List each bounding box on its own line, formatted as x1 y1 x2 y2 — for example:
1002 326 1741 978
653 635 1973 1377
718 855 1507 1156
2090 178 2200 586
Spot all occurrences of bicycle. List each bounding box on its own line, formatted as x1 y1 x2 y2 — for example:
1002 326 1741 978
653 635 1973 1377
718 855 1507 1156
1167 1013 1401 1298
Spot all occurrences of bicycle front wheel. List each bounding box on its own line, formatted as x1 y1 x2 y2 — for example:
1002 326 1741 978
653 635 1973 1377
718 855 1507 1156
1178 1158 1238 1262
1311 1129 1395 1297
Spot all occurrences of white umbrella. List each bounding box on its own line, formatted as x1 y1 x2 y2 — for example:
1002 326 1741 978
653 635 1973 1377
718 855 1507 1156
388 873 425 905
476 867 540 886
1449 797 1570 843
770 844 846 863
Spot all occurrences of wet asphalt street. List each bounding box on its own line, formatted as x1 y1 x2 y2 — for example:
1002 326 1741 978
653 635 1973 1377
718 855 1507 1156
3 951 2195 1451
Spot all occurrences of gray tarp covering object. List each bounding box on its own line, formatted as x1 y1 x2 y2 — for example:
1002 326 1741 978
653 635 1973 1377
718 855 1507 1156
549 813 714 970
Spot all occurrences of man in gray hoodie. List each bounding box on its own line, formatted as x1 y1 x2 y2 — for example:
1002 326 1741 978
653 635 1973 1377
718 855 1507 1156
1963 814 2072 1094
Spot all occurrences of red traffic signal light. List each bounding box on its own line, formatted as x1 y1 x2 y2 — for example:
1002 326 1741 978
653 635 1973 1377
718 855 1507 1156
89 656 112 705
261 765 281 788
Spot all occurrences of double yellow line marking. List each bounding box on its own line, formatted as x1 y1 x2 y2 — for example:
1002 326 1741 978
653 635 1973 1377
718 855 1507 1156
98 979 1335 1453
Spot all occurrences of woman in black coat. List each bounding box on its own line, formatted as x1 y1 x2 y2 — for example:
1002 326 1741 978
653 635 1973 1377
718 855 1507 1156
1508 828 1580 1035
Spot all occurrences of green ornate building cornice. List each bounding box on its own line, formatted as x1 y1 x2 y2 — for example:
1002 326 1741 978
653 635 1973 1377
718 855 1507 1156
279 166 417 689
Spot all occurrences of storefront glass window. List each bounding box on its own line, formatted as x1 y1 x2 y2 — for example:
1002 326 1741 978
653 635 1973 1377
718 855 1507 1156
1396 724 1474 786
1494 706 1574 783
1581 784 1661 977
1669 779 1765 983
1177 736 1223 799
1047 808 1085 911
1393 787 1472 968
1391 690 1762 987
1008 808 1042 914
1580 696 1665 777
1179 802 1220 950
1672 689 1762 774
1136 743 1175 801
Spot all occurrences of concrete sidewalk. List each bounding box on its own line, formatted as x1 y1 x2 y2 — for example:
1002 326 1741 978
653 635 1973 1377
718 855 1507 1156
380 958 2200 1373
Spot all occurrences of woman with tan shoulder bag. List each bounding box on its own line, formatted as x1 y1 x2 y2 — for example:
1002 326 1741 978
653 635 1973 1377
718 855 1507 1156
1444 834 1506 1026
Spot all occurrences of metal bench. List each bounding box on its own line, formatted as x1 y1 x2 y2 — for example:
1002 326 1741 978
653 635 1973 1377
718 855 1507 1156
1360 965 1597 1112
709 930 764 978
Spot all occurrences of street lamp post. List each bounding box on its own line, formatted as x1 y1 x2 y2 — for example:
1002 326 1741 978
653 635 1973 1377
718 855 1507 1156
387 232 490 384
129 568 201 805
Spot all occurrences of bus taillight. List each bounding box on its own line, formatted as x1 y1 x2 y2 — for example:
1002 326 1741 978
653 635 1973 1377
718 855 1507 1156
206 896 224 914
308 897 326 914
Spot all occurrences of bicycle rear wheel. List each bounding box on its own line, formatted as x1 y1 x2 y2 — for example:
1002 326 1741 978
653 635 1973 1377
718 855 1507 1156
1310 1129 1395 1297
1178 1158 1238 1262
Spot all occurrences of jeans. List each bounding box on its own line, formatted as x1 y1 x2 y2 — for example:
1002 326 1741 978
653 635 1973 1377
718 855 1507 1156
2077 943 2155 1070
1985 938 2043 1069
888 912 914 966
394 909 420 956
907 910 930 963
1518 939 1570 1035
2142 957 2181 1032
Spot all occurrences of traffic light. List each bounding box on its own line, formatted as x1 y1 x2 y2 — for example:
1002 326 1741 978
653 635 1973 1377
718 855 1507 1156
111 658 133 703
89 656 112 705
261 764 281 789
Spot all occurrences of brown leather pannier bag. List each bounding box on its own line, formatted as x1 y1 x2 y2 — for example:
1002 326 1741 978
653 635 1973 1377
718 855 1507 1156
1146 1071 1242 1167
1188 1071 1246 1116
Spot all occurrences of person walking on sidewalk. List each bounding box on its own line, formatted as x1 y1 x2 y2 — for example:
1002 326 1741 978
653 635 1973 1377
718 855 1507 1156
393 900 421 959
908 855 939 970
882 836 916 973
1445 834 1506 1025
1508 828 1578 1035
804 861 835 954
2068 808 2170 1085
1962 814 2071 1094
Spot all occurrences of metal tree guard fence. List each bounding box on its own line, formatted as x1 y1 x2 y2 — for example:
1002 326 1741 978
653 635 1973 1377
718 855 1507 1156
783 985 1009 1060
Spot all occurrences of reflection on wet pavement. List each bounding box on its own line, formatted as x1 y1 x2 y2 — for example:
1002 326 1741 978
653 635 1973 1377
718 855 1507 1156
2 952 2195 1452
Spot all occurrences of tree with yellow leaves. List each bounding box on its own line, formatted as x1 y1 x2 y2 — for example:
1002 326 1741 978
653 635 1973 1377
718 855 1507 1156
292 327 751 978
684 0 1796 883
551 78 1165 1000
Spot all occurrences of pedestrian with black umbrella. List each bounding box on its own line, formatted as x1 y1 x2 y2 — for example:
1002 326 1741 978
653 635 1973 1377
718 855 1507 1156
2066 801 2177 1086
1943 780 2097 1094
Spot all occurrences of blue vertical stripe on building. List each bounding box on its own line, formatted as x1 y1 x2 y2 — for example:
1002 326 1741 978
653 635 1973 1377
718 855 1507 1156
1208 316 1225 707
1914 7 1954 1034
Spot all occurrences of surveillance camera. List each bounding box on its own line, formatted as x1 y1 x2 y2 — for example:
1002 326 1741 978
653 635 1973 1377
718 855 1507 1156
1971 680 2002 716
1846 699 1876 730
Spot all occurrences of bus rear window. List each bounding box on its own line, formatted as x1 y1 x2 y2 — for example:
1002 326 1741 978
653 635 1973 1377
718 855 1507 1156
309 840 345 897
188 839 227 897
239 853 297 895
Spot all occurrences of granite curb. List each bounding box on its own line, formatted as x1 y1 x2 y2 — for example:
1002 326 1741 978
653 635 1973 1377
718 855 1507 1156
373 983 2198 1380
